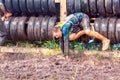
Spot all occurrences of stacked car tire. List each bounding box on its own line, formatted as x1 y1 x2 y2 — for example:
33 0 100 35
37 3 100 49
67 0 120 17
66 0 120 44
94 17 120 44
4 16 57 41
1 0 120 44
0 0 58 41
4 0 57 15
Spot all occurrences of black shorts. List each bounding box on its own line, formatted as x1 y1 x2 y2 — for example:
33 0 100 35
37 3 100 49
72 25 82 33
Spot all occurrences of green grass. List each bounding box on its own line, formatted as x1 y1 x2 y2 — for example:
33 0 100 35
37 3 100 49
2 40 120 51
41 40 60 49
3 40 39 48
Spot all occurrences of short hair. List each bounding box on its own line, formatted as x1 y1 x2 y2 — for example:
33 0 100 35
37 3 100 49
50 26 60 34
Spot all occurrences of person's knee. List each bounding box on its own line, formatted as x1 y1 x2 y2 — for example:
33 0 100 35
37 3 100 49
69 33 76 41
85 29 90 34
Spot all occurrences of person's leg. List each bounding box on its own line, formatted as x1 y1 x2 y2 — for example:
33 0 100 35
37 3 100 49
84 29 107 40
84 29 110 50
69 29 110 50
69 30 85 41
79 13 110 50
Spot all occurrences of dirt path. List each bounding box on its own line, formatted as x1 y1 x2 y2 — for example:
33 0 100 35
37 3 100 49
0 52 120 80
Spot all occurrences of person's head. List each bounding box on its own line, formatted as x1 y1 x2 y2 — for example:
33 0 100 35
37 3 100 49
51 26 62 38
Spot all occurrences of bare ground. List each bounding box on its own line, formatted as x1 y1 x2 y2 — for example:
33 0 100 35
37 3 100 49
0 51 120 80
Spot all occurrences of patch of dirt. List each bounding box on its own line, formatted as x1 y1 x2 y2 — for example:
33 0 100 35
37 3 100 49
0 53 120 80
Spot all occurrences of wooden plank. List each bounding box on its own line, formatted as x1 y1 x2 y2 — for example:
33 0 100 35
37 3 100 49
55 0 60 3
0 46 120 58
60 0 67 21
91 18 96 20
0 46 60 56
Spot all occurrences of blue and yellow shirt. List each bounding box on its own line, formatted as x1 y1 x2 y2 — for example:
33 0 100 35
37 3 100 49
57 12 84 38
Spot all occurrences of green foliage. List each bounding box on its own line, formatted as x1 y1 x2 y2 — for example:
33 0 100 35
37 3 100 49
110 43 120 50
2 40 120 51
3 40 16 46
3 40 38 48
16 41 38 48
69 42 85 50
69 42 102 50
42 40 60 49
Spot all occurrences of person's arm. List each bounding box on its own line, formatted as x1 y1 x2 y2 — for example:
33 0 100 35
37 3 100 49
59 36 64 55
63 37 69 56
62 23 72 56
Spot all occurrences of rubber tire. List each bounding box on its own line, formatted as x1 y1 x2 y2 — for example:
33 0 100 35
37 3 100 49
17 17 27 41
81 0 89 14
4 17 12 40
34 0 42 14
26 0 35 14
41 0 49 14
10 17 19 41
37 16 43 41
113 0 120 15
48 16 57 40
5 0 14 13
41 16 50 40
66 0 74 14
74 0 81 12
108 18 117 44
105 0 113 15
33 16 43 41
94 18 102 43
115 19 120 43
89 0 97 16
12 0 21 13
97 0 105 16
48 0 56 14
94 18 101 33
27 17 36 41
33 17 39 41
100 18 109 38
19 0 28 14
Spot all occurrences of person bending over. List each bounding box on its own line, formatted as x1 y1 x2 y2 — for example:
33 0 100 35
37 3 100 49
51 12 110 56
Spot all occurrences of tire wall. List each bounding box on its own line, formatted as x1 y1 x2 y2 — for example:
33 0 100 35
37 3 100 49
1 0 120 43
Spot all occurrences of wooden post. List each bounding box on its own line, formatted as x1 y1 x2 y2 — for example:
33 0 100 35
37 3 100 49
55 0 60 3
60 0 67 21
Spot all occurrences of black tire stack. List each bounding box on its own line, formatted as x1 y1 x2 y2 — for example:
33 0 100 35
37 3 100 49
66 0 120 17
1 0 58 41
94 17 120 44
1 0 120 44
4 16 57 41
4 0 58 15
66 0 120 44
